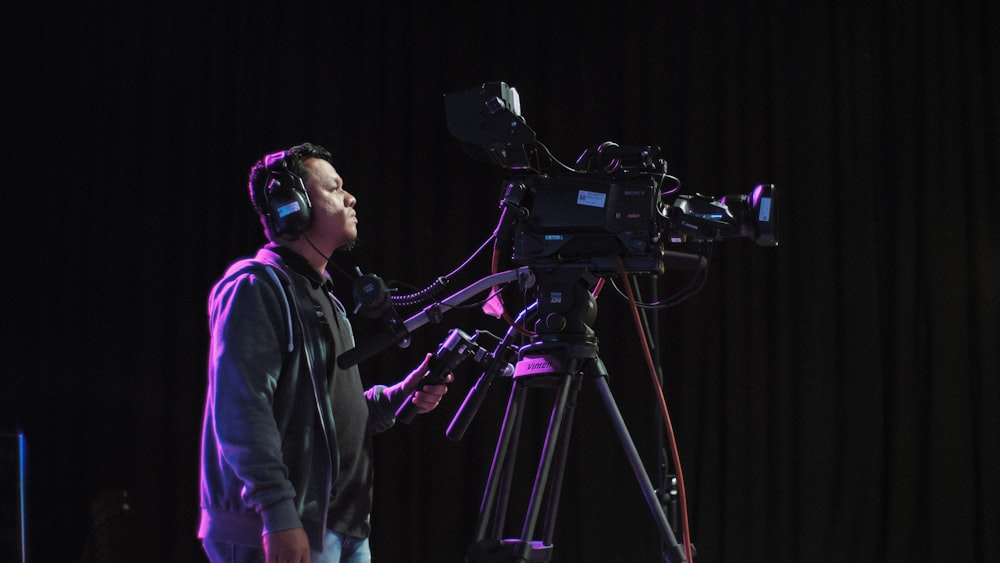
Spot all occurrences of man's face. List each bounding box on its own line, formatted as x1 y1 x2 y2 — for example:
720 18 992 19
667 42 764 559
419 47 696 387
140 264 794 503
301 157 358 250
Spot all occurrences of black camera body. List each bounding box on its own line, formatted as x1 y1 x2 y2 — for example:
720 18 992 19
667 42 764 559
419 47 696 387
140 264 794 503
505 167 669 273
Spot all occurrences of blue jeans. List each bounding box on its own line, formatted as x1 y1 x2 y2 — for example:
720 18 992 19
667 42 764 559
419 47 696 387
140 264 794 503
202 530 370 563
312 529 371 563
201 540 264 563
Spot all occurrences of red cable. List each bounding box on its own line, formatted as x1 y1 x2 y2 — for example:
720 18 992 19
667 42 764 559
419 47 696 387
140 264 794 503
614 256 694 562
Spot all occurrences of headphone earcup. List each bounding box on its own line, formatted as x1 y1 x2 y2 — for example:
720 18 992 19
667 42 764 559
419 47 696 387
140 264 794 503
264 170 312 237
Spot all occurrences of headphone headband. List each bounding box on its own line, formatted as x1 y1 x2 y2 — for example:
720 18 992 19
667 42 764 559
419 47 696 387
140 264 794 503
264 150 288 171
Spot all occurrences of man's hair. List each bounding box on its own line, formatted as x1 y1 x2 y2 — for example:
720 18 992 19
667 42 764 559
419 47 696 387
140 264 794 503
248 142 335 240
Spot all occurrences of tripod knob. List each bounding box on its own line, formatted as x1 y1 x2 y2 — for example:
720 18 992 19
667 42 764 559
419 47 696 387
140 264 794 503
541 313 567 332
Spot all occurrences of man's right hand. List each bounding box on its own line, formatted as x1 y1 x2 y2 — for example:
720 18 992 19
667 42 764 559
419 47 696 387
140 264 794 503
263 527 310 563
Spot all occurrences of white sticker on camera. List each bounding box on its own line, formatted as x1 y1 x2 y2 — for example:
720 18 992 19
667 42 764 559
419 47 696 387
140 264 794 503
577 190 606 208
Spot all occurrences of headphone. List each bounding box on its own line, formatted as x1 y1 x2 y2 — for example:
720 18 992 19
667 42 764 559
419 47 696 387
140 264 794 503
261 150 312 238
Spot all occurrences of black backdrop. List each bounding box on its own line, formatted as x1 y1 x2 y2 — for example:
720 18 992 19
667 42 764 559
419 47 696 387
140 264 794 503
3 2 997 562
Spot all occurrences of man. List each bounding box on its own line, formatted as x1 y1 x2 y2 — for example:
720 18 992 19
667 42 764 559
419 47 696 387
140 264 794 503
199 142 451 562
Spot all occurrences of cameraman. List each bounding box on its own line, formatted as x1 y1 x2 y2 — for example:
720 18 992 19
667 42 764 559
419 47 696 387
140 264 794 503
198 142 452 563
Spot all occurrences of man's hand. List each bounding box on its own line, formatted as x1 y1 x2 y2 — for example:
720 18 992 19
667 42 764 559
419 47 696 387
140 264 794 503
263 527 310 563
402 353 454 414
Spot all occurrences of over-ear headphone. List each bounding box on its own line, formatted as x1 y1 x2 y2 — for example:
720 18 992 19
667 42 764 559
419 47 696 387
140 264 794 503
262 151 312 238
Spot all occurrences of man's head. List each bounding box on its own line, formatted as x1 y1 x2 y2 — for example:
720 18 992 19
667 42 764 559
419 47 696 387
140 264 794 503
249 143 358 258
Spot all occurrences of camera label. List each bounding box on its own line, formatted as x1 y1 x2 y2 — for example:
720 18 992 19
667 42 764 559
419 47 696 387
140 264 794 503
514 355 562 377
576 190 607 208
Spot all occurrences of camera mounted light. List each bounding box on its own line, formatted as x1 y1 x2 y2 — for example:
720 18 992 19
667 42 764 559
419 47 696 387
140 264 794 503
445 82 536 168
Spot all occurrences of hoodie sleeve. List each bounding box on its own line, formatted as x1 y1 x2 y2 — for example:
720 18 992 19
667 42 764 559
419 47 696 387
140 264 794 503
206 265 301 532
363 383 409 434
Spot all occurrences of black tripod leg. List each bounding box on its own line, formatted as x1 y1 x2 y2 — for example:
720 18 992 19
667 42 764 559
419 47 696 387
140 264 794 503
540 375 580 545
585 358 687 563
516 373 577 562
467 373 578 563
473 378 530 543
493 382 529 539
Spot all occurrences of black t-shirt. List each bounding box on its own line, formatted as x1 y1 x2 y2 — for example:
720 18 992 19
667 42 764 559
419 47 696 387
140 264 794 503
273 246 373 538
319 287 373 538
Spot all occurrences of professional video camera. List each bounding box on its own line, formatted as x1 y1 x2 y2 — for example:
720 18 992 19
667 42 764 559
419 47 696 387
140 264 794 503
445 82 778 275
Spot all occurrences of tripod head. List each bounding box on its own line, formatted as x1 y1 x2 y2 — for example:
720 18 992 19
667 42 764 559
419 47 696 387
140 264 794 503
529 267 598 341
512 266 603 381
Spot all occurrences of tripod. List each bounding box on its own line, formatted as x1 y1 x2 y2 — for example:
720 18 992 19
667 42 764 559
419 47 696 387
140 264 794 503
463 268 686 563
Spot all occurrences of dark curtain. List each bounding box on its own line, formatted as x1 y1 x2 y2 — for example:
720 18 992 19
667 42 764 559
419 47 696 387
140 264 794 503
4 1 996 562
